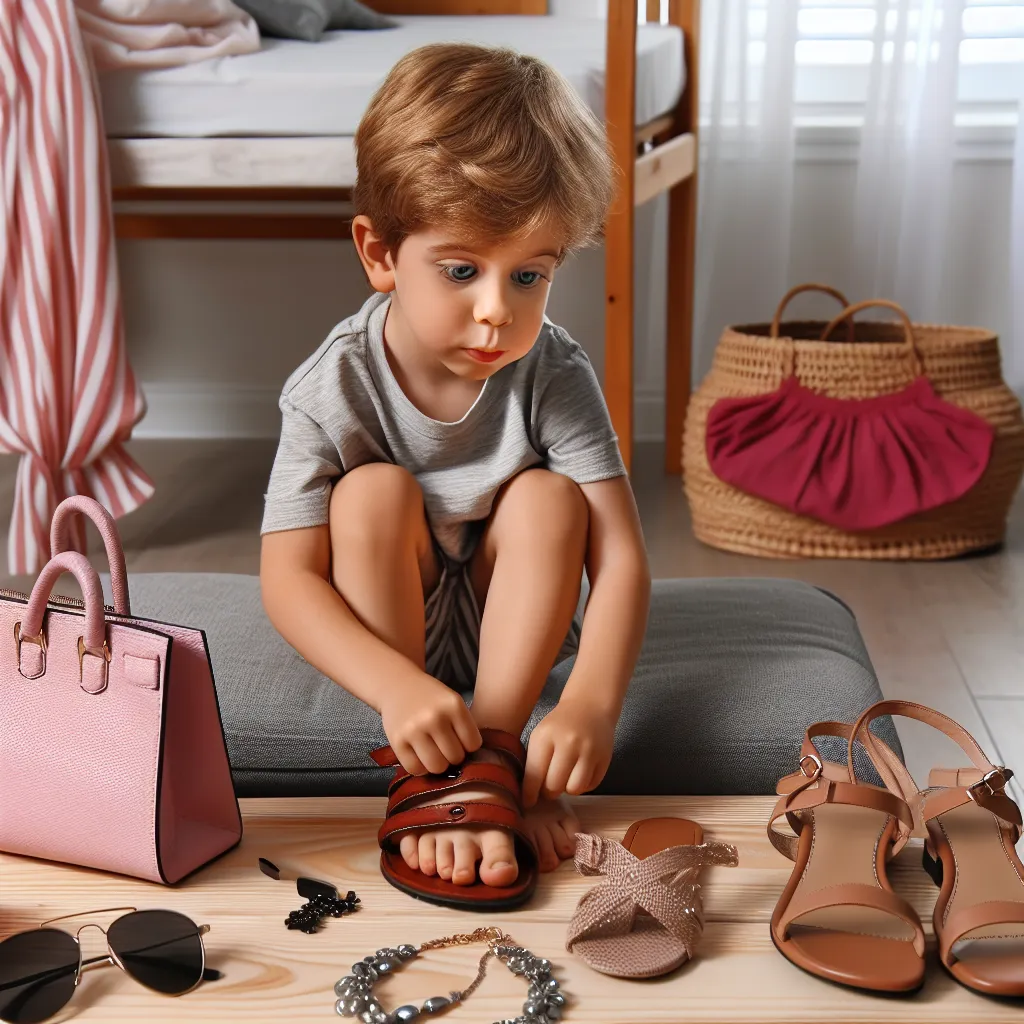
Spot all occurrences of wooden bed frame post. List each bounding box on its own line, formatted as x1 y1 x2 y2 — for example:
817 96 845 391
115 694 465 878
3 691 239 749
665 0 699 473
604 1 639 474
605 0 699 476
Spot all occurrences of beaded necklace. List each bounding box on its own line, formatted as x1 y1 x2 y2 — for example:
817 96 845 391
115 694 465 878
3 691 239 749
333 926 567 1024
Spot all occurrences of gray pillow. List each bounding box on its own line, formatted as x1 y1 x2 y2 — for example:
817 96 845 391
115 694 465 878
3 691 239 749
326 0 398 30
235 0 396 43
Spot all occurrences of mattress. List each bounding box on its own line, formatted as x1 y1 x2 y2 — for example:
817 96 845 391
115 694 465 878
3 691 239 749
99 16 685 138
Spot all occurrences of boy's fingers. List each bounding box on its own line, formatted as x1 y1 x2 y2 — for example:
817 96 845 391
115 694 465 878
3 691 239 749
453 710 483 753
541 746 577 801
434 723 466 767
522 740 552 808
395 741 426 776
565 757 593 796
413 736 449 775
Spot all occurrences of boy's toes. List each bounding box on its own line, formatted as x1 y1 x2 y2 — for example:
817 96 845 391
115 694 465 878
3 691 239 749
531 825 559 873
416 834 437 877
435 836 456 881
400 834 419 870
552 823 577 861
479 830 519 888
451 834 479 886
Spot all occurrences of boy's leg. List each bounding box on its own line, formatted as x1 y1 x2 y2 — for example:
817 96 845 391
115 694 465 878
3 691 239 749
467 468 589 872
330 462 526 888
468 467 588 730
328 462 441 666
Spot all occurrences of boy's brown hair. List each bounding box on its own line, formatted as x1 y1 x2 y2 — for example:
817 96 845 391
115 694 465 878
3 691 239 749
353 43 615 261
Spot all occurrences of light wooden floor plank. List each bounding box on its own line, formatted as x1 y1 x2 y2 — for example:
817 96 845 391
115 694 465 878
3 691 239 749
0 795 1020 1023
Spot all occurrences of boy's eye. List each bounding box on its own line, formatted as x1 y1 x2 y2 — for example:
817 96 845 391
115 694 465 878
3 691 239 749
442 265 476 282
512 270 543 287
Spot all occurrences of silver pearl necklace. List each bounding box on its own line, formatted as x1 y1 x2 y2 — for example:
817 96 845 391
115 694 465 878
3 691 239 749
334 927 567 1024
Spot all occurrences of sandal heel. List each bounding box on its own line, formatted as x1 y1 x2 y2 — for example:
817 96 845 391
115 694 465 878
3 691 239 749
921 845 943 888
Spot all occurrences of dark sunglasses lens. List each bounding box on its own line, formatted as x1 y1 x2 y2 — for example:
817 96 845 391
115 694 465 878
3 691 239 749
106 911 203 995
0 929 79 1024
296 877 338 901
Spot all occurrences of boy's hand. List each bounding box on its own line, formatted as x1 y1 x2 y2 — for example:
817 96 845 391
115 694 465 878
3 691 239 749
522 695 615 807
379 673 482 775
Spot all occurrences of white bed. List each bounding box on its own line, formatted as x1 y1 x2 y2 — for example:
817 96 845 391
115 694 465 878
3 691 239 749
102 16 685 190
101 16 685 141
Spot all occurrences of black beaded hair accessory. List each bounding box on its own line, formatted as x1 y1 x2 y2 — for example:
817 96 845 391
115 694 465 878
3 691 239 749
259 857 360 934
334 927 568 1024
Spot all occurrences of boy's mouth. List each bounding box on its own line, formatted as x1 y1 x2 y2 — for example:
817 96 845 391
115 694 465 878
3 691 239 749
464 349 505 364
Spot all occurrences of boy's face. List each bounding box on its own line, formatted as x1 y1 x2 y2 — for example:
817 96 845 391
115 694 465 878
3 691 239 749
388 223 563 380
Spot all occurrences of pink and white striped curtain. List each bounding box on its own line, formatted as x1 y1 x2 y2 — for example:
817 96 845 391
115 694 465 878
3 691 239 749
0 0 153 574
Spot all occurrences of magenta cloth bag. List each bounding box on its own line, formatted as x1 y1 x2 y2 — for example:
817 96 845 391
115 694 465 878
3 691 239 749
0 496 242 883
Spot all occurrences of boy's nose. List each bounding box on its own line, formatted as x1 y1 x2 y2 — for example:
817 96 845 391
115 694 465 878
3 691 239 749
474 289 513 330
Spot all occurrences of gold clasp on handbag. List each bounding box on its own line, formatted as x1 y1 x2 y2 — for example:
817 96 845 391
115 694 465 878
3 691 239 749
14 621 47 679
78 635 111 694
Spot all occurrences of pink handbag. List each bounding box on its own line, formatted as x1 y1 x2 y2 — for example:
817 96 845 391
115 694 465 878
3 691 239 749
0 496 242 883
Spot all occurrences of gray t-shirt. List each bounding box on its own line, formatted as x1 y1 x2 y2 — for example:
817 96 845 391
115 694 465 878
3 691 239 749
261 291 626 563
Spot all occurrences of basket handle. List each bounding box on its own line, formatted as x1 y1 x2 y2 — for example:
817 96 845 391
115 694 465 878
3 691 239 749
770 283 854 342
820 299 923 377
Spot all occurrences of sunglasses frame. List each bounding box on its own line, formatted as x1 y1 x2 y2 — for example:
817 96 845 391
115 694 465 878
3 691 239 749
0 906 211 1024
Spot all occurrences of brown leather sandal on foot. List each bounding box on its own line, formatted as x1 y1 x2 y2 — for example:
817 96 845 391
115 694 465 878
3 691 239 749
566 817 738 978
768 721 926 994
851 700 1024 998
368 728 539 911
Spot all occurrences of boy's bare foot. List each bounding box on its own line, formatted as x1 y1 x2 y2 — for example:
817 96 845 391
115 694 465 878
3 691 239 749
397 750 579 887
523 795 580 872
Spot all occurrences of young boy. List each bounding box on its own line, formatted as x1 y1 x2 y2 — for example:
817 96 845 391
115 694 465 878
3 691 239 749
260 42 651 892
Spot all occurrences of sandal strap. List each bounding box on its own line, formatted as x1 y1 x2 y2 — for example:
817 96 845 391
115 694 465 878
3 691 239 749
849 700 992 797
768 759 913 861
377 800 533 851
779 882 926 957
938 900 1024 967
922 767 1022 835
567 833 737 949
386 761 524 815
850 701 1019 839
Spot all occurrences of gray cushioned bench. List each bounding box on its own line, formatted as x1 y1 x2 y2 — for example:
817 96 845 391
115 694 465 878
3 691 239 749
116 574 898 797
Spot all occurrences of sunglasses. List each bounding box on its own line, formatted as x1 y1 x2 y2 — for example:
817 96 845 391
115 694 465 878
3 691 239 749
0 907 217 1024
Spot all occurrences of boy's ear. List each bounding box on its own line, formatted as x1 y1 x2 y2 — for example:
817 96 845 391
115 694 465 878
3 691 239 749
351 215 396 292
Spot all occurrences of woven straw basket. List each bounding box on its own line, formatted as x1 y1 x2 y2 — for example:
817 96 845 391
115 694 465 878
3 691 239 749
683 284 1024 559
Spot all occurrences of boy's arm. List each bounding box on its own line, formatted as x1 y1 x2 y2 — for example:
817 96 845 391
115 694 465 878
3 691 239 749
260 526 481 773
522 474 651 805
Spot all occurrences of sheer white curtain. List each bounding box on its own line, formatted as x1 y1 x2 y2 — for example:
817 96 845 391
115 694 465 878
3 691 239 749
695 0 1012 384
848 0 965 318
694 0 799 383
1011 77 1024 393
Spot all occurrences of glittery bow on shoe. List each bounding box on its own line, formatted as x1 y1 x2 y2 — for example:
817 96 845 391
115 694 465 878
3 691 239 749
565 829 738 979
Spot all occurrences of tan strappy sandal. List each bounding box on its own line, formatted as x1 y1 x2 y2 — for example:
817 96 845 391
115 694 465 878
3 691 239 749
768 721 926 993
850 700 1024 997
566 818 738 979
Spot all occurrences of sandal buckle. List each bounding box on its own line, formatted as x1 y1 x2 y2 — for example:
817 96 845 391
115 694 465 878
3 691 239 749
799 754 822 779
967 767 1010 801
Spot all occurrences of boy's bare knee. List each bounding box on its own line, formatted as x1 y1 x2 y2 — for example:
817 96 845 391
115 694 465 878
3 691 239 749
329 462 425 544
496 468 588 542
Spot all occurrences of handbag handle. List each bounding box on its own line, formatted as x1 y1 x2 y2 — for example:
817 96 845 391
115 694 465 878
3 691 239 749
770 283 855 342
50 496 130 616
20 551 107 651
820 299 923 377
